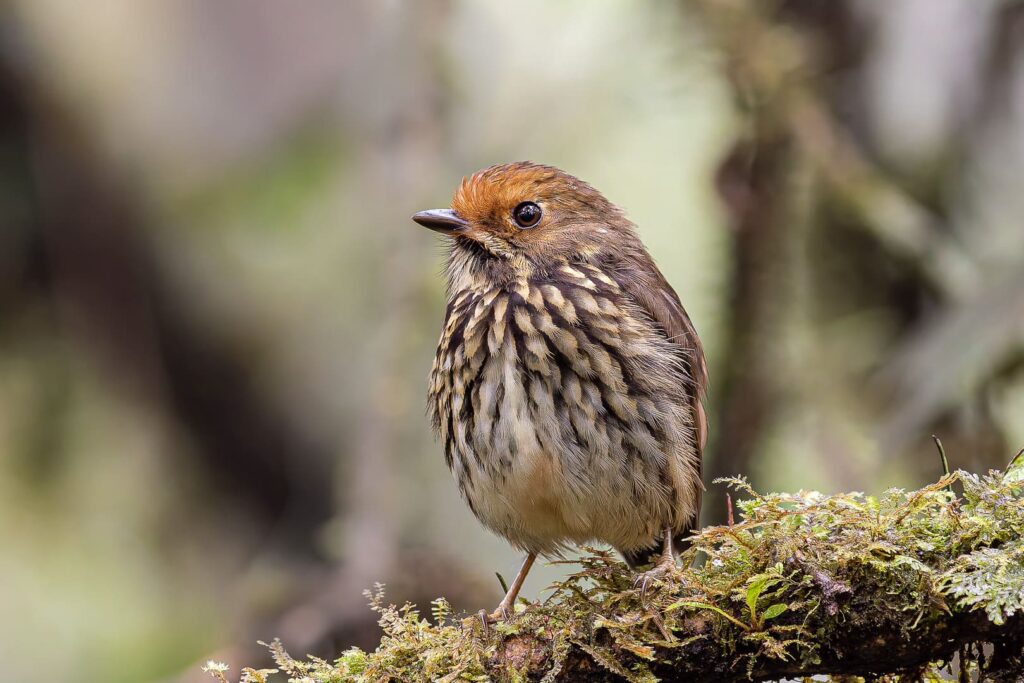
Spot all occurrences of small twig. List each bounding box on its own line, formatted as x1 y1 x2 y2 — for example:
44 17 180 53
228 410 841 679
932 435 950 477
495 572 510 595
933 436 956 495
726 493 735 528
1008 446 1024 471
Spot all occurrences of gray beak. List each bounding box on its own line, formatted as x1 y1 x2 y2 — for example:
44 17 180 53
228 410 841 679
412 209 469 234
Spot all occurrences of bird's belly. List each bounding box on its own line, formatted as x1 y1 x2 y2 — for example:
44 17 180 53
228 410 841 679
430 276 701 557
453 357 674 556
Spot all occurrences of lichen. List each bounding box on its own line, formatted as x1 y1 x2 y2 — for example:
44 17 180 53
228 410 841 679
206 467 1024 682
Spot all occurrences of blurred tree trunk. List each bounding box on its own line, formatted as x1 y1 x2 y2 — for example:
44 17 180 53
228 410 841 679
699 0 1023 521
707 134 796 521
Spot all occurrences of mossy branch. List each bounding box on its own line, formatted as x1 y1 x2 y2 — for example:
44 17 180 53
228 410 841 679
207 466 1024 682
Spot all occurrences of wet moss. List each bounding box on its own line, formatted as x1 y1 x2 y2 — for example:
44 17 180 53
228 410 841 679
205 465 1024 682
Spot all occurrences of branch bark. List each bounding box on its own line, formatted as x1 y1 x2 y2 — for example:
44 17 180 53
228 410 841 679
493 607 1023 682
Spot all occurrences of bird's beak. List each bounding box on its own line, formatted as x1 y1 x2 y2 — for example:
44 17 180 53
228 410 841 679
412 209 469 235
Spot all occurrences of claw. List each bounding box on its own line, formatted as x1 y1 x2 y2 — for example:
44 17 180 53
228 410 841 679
488 603 511 622
631 527 678 600
632 558 677 600
475 602 511 632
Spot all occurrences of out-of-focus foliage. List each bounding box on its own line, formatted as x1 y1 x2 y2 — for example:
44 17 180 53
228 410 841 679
205 466 1024 681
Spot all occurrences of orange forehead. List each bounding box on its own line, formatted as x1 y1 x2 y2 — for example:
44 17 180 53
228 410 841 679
451 162 571 223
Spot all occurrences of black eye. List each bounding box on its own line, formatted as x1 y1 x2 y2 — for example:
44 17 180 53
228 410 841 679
512 201 542 228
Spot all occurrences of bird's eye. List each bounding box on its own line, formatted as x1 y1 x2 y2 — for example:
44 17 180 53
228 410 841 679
512 201 542 228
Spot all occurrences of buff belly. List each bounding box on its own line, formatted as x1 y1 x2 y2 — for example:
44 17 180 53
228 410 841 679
461 417 676 557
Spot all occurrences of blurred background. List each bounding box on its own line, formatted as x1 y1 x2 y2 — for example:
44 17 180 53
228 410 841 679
2 0 1023 681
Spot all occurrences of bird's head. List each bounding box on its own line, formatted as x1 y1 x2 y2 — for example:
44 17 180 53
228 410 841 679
412 162 635 272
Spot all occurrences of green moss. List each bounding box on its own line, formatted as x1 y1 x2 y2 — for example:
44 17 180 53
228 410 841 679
206 468 1024 682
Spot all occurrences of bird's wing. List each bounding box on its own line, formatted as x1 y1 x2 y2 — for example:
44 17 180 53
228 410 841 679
605 248 708 544
609 250 708 450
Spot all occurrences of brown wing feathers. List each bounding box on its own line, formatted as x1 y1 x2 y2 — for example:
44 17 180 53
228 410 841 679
606 248 707 563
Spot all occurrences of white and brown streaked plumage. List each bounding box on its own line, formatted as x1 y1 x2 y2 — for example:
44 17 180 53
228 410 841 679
414 162 707 619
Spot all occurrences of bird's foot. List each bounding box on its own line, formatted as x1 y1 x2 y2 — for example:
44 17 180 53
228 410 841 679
477 604 510 624
471 601 513 635
633 558 678 596
479 553 535 629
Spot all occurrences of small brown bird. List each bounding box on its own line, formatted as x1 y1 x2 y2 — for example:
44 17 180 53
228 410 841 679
414 162 707 619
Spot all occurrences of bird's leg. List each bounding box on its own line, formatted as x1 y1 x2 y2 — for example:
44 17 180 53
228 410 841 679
486 553 537 622
633 528 677 593
655 527 676 570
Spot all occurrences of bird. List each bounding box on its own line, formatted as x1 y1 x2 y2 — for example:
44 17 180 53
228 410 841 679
413 162 707 620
